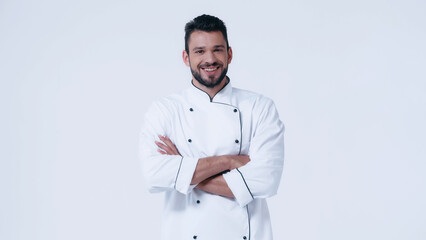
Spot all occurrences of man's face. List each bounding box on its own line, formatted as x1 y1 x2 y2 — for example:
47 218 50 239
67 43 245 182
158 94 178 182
183 30 233 88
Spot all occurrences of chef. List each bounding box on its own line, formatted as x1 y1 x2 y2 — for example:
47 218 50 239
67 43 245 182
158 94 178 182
139 14 285 240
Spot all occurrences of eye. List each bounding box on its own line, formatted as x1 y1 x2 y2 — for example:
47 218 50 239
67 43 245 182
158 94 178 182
195 50 204 54
214 49 223 52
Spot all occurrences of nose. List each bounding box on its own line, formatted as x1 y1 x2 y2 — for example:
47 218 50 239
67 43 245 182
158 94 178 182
204 50 217 64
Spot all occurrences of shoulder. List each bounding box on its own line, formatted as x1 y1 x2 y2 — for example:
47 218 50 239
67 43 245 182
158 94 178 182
152 89 188 107
232 87 275 107
146 89 188 117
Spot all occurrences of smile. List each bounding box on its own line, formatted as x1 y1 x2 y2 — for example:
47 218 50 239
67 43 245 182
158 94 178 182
201 66 220 72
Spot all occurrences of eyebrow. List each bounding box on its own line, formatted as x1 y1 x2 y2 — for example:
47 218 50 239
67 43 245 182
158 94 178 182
192 45 226 51
192 46 205 51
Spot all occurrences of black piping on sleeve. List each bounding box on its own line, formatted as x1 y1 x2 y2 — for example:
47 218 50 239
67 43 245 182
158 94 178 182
173 156 184 189
236 168 254 200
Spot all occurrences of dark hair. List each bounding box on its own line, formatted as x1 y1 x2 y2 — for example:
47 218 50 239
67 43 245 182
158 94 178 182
184 14 229 53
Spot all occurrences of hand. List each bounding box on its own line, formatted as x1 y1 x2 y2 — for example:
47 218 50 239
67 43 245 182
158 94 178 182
155 135 181 156
196 175 234 198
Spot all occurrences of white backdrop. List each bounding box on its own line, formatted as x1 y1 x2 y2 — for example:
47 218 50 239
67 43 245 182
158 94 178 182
1 0 425 239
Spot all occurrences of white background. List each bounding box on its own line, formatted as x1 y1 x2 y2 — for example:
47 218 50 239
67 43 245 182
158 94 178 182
1 0 425 239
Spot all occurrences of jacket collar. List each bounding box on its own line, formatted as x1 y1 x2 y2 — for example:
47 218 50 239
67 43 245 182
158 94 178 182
189 77 233 104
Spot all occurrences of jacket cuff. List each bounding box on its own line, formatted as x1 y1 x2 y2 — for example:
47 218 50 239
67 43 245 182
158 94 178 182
174 157 199 194
223 168 254 207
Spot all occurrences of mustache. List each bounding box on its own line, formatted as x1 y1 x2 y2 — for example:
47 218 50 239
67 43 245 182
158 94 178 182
199 62 222 68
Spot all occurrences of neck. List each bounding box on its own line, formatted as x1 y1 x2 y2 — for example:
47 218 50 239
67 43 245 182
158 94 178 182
192 76 228 99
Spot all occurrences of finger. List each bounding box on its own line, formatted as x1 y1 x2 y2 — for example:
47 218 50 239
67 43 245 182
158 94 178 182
155 141 172 154
158 135 169 142
155 141 168 150
156 145 173 155
158 135 169 144
161 136 175 148
157 149 167 155
160 136 180 155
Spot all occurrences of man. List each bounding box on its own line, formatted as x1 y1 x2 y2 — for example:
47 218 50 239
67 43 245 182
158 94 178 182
139 14 284 240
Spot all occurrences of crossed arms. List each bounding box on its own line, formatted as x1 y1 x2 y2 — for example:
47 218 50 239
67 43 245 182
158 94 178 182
141 98 284 206
155 135 250 198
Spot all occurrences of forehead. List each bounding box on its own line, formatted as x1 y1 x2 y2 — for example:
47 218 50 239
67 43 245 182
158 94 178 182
188 30 226 49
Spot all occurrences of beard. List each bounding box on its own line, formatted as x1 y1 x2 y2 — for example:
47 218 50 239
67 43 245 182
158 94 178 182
190 62 228 88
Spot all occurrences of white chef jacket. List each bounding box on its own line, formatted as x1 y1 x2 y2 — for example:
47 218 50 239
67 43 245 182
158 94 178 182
139 80 284 240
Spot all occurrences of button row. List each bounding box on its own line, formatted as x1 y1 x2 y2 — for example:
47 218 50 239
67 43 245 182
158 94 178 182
188 108 239 113
188 139 239 144
192 235 247 240
193 235 246 239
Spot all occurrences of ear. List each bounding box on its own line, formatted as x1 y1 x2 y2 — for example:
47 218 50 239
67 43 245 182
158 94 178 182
182 50 190 67
227 46 233 64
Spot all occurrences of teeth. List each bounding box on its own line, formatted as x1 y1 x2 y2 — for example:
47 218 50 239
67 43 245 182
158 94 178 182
205 67 217 72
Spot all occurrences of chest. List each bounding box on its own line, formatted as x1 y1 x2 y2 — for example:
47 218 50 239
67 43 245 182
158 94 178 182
169 101 252 158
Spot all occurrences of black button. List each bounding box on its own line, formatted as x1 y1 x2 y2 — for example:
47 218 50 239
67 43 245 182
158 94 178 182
243 236 247 240
190 108 193 111
196 200 200 204
235 139 239 143
234 109 238 112
193 236 197 239
188 139 192 143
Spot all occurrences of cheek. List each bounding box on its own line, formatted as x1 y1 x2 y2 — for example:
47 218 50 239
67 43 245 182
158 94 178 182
218 54 228 64
192 60 203 68
191 61 199 69
189 56 200 66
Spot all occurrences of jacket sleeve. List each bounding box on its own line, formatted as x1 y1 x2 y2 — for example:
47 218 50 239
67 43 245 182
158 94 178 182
223 97 285 207
139 100 199 195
